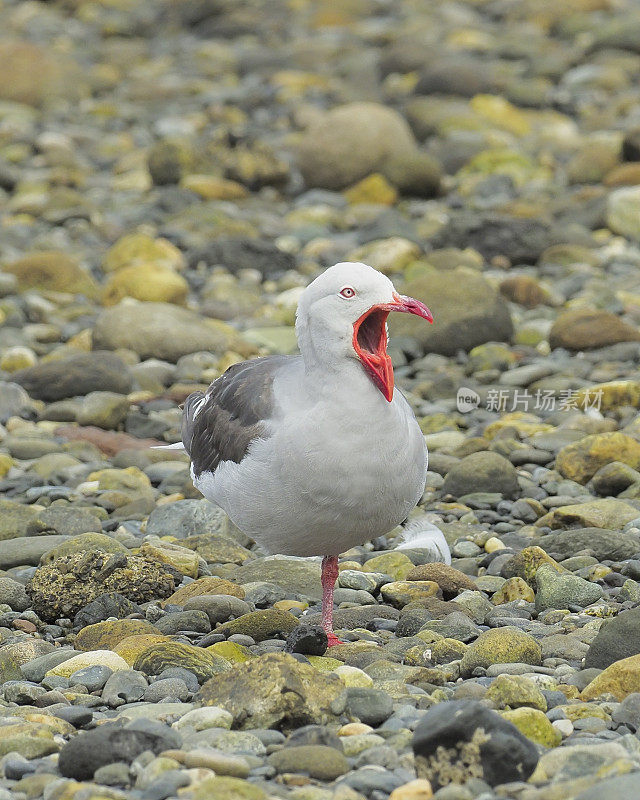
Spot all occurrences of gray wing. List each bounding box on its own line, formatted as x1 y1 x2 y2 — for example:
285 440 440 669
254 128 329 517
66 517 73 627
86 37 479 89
182 355 292 478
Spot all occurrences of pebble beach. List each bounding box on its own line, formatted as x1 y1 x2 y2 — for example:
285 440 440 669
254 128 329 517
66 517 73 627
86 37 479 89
4 1 640 799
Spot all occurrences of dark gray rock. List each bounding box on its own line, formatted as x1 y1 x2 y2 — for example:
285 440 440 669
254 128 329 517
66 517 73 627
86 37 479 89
538 528 640 561
12 352 132 401
183 594 252 625
74 593 142 628
429 212 561 264
69 665 113 692
285 624 327 656
585 607 640 669
195 237 296 277
154 610 211 635
413 700 538 788
102 670 148 707
145 499 227 540
442 452 520 499
58 720 181 780
0 576 29 610
612 692 640 731
342 688 394 727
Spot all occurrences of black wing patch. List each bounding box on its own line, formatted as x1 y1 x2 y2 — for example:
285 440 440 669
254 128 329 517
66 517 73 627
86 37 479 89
182 355 290 478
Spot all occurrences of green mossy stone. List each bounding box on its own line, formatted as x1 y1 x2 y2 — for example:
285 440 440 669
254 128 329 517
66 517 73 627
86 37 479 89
74 619 160 651
501 707 561 748
134 642 231 683
216 609 300 642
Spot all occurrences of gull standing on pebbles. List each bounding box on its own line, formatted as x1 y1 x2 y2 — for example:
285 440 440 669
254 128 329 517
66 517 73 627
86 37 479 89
179 262 433 645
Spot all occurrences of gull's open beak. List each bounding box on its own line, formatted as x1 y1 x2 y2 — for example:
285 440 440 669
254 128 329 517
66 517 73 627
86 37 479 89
353 292 433 402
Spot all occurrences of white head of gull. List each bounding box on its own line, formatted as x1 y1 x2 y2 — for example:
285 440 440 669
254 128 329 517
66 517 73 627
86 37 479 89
179 261 433 646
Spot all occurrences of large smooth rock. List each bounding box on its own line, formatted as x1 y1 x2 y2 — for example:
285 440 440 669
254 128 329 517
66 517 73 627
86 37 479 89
582 653 640 701
607 185 640 239
550 308 640 350
0 40 87 106
296 102 418 191
460 627 541 677
534 564 603 611
12 352 132 401
413 700 538 788
535 498 640 530
585 608 640 669
92 301 252 363
537 528 640 561
233 556 323 600
58 720 181 780
134 642 230 683
442 451 519 499
0 535 70 569
391 268 513 355
4 251 98 296
199 652 344 731
145 499 228 540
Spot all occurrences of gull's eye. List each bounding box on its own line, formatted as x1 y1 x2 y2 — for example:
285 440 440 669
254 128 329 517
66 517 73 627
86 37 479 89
339 287 356 298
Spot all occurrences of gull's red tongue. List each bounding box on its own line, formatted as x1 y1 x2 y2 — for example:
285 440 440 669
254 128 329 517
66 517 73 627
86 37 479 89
353 294 433 402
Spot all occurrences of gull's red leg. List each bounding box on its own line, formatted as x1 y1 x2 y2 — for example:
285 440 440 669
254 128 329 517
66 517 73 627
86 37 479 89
321 555 342 647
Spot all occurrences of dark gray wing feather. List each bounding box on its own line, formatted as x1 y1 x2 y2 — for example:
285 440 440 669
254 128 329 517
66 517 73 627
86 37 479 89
182 355 290 478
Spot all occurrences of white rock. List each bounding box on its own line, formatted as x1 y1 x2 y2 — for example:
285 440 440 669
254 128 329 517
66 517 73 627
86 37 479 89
46 650 129 677
172 706 233 731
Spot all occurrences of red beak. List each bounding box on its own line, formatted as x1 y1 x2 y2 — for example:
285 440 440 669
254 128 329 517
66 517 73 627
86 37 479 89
353 292 433 402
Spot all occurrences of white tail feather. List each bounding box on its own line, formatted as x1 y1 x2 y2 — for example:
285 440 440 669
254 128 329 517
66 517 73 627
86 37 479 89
152 442 187 450
397 518 451 564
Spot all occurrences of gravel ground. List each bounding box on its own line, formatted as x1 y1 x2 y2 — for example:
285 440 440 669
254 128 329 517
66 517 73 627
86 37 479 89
3 1 640 799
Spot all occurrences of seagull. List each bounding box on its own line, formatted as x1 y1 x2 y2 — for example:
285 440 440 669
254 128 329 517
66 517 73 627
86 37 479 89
180 262 433 646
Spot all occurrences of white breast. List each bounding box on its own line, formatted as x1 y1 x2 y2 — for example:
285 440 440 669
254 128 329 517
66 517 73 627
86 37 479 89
193 381 427 557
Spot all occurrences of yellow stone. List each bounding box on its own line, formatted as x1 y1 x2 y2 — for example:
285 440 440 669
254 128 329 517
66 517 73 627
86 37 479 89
74 619 160 651
500 708 561 747
380 580 439 608
139 540 199 579
581 654 640 701
492 577 535 605
3 251 99 297
556 431 640 484
113 634 173 666
0 453 14 476
207 641 254 663
535 498 640 530
344 173 398 206
362 552 414 580
334 665 374 687
273 600 308 612
389 779 434 800
181 174 248 200
485 536 506 553
575 380 640 412
484 412 554 440
103 232 185 272
102 263 188 306
87 466 152 491
338 722 373 736
5 710 75 736
162 576 244 606
0 346 37 372
502 546 565 587
556 703 610 722
307 655 343 670
470 94 532 136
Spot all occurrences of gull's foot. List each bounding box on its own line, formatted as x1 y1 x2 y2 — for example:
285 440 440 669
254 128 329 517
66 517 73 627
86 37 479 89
326 632 344 647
